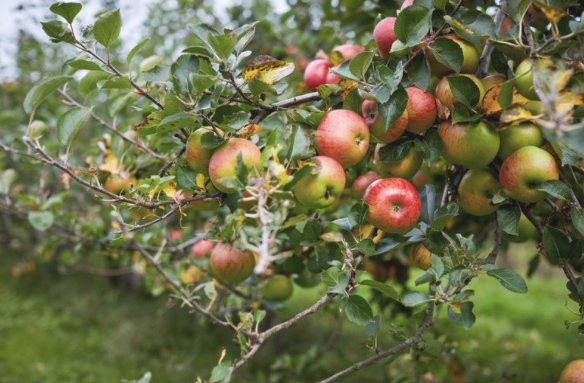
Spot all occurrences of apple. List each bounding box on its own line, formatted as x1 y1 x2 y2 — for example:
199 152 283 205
210 243 256 283
186 128 216 174
293 156 346 209
559 359 584 383
514 58 553 100
438 120 500 169
399 0 413 11
411 243 432 269
315 109 370 168
405 87 437 134
294 269 321 288
331 44 365 64
435 74 486 110
363 177 421 233
304 59 339 91
458 169 500 216
362 100 408 144
104 173 136 194
373 17 397 59
499 145 559 203
192 239 215 258
411 160 447 190
208 138 262 193
262 274 293 302
506 214 538 243
374 144 423 179
426 35 480 76
497 122 544 160
351 170 380 198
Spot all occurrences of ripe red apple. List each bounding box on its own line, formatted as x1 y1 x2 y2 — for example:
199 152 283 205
208 138 262 193
362 100 408 144
411 243 432 269
426 35 480 76
438 120 500 169
363 178 421 233
499 145 559 203
435 74 486 110
186 128 215 174
514 58 553 100
192 240 215 258
304 59 338 91
262 275 293 302
498 122 544 160
374 144 423 179
373 17 397 59
331 44 365 64
405 87 437 134
399 0 413 11
458 169 500 216
315 109 370 168
559 359 584 383
210 243 256 283
351 170 380 197
293 156 346 209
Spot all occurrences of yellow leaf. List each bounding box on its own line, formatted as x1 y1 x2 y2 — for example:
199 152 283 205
195 173 206 189
180 266 201 285
450 302 461 314
320 232 344 242
163 181 177 198
481 85 502 115
500 106 533 125
282 214 308 229
532 0 566 24
242 55 295 84
238 123 261 138
340 79 358 99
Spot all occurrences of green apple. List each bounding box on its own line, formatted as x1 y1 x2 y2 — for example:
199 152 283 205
499 146 559 203
293 156 346 209
210 243 256 283
435 74 486 110
208 138 262 193
262 275 293 302
426 35 480 76
186 128 215 174
497 122 544 160
374 144 423 179
438 120 500 169
458 169 500 216
506 214 538 243
514 58 553 100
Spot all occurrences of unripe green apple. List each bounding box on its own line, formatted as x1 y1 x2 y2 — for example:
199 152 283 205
262 275 293 302
363 177 421 233
426 35 480 76
514 58 553 100
405 87 437 134
438 120 500 169
208 138 262 193
186 128 215 174
374 144 423 179
499 146 559 203
210 243 255 283
293 156 346 209
458 169 500 216
351 170 380 198
315 109 370 168
525 100 544 115
362 100 408 144
411 243 432 270
506 214 538 243
435 74 486 110
559 359 584 383
497 122 544 160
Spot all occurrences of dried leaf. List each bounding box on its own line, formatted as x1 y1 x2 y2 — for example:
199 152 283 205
500 106 533 124
340 79 358 99
532 0 566 24
482 85 502 115
320 232 344 242
238 123 261 138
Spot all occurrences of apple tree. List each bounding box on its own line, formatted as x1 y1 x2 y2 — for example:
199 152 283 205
2 0 584 381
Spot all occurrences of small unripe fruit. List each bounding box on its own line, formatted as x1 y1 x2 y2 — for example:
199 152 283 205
438 120 500 169
458 169 500 216
364 178 421 233
262 275 294 302
210 243 255 283
497 122 544 160
208 138 262 193
374 144 423 179
405 87 437 134
294 156 346 209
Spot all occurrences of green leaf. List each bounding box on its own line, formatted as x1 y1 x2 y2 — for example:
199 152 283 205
321 267 349 294
127 37 150 65
360 280 399 301
378 86 408 132
542 226 570 265
200 131 224 150
41 20 75 43
332 217 356 232
93 9 121 48
377 140 413 162
23 75 73 114
171 55 200 97
430 202 458 231
210 361 232 383
57 106 91 146
285 164 315 191
208 34 237 61
157 113 196 134
317 84 341 100
419 184 436 223
348 51 374 80
28 211 54 231
447 301 476 329
415 127 442 163
497 80 514 109
537 180 571 201
353 239 376 257
407 53 430 90
496 204 520 236
394 5 433 45
446 75 481 108
67 59 102 71
401 291 431 307
78 70 111 96
429 38 463 73
486 268 528 293
345 295 373 325
176 164 198 190
571 208 584 236
50 2 82 24
378 61 404 95
330 61 360 82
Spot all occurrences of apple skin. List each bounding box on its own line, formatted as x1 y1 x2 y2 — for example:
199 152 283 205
405 87 437 134
499 146 559 203
262 275 294 302
514 58 553 100
304 59 338 91
373 17 397 59
426 35 480 76
559 359 584 383
293 156 346 209
331 44 365 63
435 74 486 110
315 109 370 168
438 120 500 169
399 0 413 11
362 100 408 144
506 214 538 243
210 243 256 283
192 240 215 258
208 138 262 193
351 170 380 198
374 144 423 179
104 173 136 194
458 169 500 216
363 177 422 233
411 243 432 270
497 122 544 160
186 128 215 174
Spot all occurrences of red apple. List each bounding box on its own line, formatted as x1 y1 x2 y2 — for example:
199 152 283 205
399 0 414 11
210 243 256 283
208 138 262 193
331 44 365 64
351 170 380 197
363 178 421 233
362 100 408 144
559 359 584 383
373 17 397 59
192 240 215 258
405 87 437 134
294 156 346 209
315 109 370 168
304 59 332 91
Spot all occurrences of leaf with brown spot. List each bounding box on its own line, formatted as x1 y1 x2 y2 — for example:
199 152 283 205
340 79 358 99
242 55 295 84
482 85 503 115
500 106 533 125
238 123 261 138
436 97 451 120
